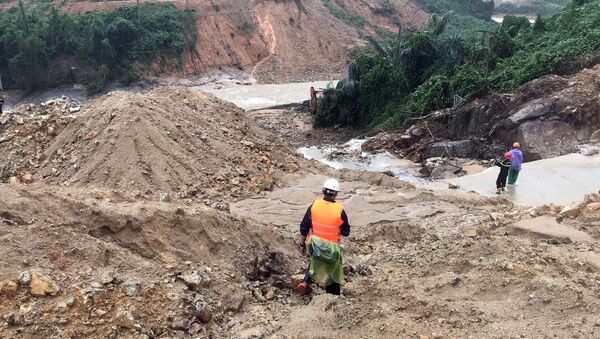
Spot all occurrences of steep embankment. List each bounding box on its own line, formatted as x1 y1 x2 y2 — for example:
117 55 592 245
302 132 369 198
56 0 428 83
366 64 600 163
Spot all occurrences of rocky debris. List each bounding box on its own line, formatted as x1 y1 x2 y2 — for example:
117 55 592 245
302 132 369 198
178 271 211 291
99 270 116 285
422 157 466 180
195 303 212 324
15 270 61 297
17 271 32 285
120 279 141 297
578 144 600 156
559 202 584 219
448 183 460 189
511 216 593 244
113 308 136 329
0 98 81 182
0 280 18 297
26 87 300 201
366 66 600 163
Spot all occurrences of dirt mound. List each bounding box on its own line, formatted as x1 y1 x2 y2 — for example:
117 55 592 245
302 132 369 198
33 87 301 201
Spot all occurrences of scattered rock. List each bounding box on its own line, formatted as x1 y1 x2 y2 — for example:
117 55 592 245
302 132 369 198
17 271 31 285
120 279 140 297
114 308 136 329
29 270 60 296
559 202 583 219
448 183 459 189
6 312 25 326
214 202 230 213
170 316 191 331
285 162 300 172
178 271 210 291
99 270 116 285
253 288 266 302
0 280 18 297
195 303 212 324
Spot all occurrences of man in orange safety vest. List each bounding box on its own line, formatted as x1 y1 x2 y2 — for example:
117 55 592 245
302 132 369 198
297 178 350 295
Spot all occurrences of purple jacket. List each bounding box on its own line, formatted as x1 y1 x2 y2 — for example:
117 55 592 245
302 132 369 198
510 149 523 170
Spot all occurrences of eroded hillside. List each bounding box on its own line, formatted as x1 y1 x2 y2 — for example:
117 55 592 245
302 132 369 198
46 0 429 83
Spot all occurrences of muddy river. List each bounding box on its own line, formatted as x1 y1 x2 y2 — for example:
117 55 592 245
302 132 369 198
200 80 338 110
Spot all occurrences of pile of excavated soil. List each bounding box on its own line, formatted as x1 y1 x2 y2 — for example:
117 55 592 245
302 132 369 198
32 87 302 201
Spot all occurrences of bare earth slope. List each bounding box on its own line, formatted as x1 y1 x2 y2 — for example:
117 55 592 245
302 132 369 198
32 0 428 83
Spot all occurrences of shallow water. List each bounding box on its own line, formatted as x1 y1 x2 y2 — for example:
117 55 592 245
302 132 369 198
446 153 600 206
199 80 338 110
297 139 423 183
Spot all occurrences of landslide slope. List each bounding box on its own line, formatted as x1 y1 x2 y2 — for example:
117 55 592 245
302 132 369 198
4 0 428 83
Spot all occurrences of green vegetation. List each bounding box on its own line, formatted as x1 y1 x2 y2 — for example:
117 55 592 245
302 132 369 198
322 0 367 29
0 1 194 93
321 0 397 39
316 0 600 129
293 0 308 14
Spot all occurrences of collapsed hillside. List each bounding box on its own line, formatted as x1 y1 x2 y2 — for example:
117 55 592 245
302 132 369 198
0 0 429 88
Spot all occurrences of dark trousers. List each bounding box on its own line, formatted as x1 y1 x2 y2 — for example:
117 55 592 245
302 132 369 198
496 172 508 189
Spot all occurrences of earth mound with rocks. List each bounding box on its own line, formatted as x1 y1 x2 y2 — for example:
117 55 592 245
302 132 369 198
2 87 303 201
0 98 81 183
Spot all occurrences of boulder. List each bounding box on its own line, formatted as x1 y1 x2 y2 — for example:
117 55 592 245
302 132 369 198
429 164 462 180
425 140 474 158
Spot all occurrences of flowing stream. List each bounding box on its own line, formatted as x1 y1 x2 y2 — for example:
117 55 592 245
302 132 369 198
297 139 423 183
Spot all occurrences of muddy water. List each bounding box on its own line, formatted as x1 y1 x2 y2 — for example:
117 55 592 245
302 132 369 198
446 153 600 206
297 139 423 183
491 14 536 23
198 80 338 110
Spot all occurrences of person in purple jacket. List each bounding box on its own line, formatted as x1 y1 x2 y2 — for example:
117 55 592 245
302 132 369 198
508 142 523 185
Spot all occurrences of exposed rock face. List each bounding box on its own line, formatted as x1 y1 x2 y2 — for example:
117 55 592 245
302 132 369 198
447 66 600 160
425 140 475 158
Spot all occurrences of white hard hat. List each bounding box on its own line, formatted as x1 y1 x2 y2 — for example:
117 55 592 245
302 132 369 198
323 178 341 192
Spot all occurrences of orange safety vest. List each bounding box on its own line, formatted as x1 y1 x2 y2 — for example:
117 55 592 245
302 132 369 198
310 198 344 244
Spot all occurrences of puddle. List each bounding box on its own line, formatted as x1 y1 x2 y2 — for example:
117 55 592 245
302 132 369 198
446 153 600 206
297 139 423 183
